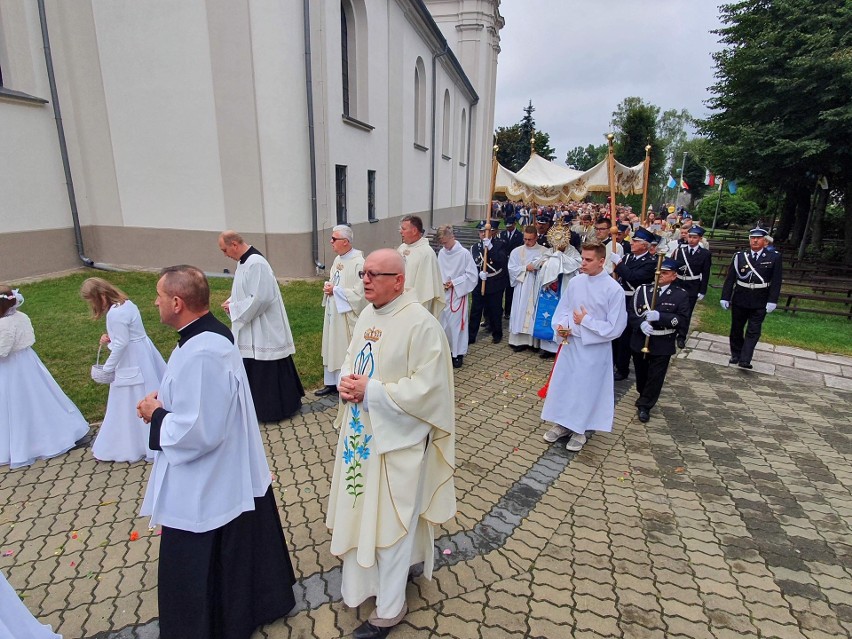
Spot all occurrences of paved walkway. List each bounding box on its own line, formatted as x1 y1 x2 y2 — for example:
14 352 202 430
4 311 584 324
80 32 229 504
1 332 851 639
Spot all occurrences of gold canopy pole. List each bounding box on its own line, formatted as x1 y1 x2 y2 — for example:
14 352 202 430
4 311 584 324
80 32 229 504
607 134 619 280
640 144 652 225
482 144 498 295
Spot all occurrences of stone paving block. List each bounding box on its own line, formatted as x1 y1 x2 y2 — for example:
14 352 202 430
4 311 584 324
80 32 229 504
824 374 852 391
774 366 826 384
795 359 843 375
686 350 736 366
774 345 819 358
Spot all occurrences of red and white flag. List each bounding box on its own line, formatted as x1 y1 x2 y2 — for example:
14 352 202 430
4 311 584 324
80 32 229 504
704 170 716 187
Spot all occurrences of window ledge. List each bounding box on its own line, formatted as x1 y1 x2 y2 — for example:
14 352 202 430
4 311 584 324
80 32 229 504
459 161 467 167
442 154 452 161
0 87 48 106
368 218 379 224
413 142 429 152
342 114 374 131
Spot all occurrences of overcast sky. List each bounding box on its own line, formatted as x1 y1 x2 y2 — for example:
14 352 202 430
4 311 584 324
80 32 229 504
494 1 725 164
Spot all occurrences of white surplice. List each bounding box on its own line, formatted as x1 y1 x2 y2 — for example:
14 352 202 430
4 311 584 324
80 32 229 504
541 270 627 433
93 301 166 462
532 247 582 353
0 569 61 638
321 249 366 385
397 237 446 318
227 252 295 361
326 292 455 619
507 243 545 346
603 239 625 275
437 241 478 357
140 323 271 533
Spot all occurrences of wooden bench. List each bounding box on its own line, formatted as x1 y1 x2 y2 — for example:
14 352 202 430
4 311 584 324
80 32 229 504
779 291 852 318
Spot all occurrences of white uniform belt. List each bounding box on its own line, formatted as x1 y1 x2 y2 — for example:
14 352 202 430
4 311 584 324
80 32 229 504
624 290 635 297
649 328 675 336
485 268 503 278
678 274 702 281
736 280 768 289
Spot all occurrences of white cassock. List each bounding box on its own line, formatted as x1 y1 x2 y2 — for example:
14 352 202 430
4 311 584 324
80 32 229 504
0 569 61 638
541 270 627 434
227 249 295 362
507 243 545 347
437 242 478 357
322 248 366 386
326 292 455 621
93 300 165 463
397 237 446 318
532 247 582 353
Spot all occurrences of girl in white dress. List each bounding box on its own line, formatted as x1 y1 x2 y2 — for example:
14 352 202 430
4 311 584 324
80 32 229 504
81 278 166 462
0 286 89 469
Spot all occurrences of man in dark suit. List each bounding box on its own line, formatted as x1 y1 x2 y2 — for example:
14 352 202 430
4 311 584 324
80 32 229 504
671 225 712 346
721 227 783 369
470 220 509 344
611 227 657 381
499 214 524 319
628 258 691 422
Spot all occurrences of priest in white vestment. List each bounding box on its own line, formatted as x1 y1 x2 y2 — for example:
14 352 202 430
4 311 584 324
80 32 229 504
397 215 446 318
540 243 627 452
507 226 546 351
138 265 296 639
436 225 478 369
530 221 582 357
219 230 304 421
327 249 456 639
318 225 366 396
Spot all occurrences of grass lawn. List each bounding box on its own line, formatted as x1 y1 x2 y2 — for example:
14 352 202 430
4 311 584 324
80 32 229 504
693 273 852 356
9 271 325 423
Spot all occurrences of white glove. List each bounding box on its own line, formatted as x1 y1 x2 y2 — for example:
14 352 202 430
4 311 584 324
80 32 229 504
645 310 660 322
640 321 654 336
720 300 730 310
483 238 493 249
479 271 488 281
609 253 622 265
766 302 777 313
697 294 705 301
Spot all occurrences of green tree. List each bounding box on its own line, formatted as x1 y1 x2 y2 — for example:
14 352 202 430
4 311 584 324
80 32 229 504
565 144 606 171
610 97 665 193
694 190 762 228
698 0 852 262
495 101 556 172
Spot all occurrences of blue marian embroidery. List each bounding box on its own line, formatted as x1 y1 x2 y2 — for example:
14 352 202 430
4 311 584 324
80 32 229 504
345 341 377 505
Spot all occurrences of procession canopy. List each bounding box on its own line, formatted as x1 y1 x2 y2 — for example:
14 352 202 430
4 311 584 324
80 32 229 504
495 153 646 205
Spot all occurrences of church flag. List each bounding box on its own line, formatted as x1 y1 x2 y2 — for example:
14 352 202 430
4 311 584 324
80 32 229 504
681 178 690 190
704 171 716 187
728 180 738 194
666 176 677 189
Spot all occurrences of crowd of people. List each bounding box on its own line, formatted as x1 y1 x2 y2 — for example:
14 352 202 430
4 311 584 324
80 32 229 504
0 206 783 639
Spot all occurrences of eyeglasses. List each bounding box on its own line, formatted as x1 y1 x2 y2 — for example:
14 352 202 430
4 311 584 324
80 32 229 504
330 237 347 242
358 271 400 280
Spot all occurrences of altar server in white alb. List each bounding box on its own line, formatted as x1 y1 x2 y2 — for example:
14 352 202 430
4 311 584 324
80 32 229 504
397 215 446 318
80 278 166 462
436 225 479 369
317 225 366 397
137 265 296 639
0 286 88 469
507 225 546 351
219 230 304 421
327 250 456 639
540 243 627 452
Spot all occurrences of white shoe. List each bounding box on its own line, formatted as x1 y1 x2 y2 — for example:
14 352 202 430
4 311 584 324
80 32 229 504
565 433 587 452
543 425 571 443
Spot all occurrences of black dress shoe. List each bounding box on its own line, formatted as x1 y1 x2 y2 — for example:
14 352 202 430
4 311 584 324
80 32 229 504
613 371 628 381
510 344 528 353
677 337 686 349
728 355 739 364
353 621 392 639
738 361 753 369
539 350 555 359
314 385 338 397
452 356 463 369
492 335 503 344
638 408 650 422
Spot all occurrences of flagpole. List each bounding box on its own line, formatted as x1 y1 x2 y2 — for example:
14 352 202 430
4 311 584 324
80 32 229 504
483 144 498 295
677 152 688 203
607 133 619 280
710 178 724 238
640 144 652 225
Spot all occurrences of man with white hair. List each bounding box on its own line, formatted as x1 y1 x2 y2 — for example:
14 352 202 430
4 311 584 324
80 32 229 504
397 215 445 318
318 225 366 396
436 225 479 368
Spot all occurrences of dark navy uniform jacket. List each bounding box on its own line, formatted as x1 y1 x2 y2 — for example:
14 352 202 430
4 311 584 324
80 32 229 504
721 249 782 309
628 282 691 356
670 244 712 299
470 237 509 295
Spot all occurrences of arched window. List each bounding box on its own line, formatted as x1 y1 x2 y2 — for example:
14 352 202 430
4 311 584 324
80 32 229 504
459 108 467 163
441 89 451 157
414 57 427 147
340 1 369 121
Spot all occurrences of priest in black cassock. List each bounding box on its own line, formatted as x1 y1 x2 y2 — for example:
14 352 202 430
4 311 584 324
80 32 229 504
138 265 296 639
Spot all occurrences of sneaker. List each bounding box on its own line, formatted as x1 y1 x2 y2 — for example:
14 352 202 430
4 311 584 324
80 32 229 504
565 433 587 452
543 425 571 443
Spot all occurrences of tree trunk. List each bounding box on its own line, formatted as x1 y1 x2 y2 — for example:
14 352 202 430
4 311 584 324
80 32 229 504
776 186 798 242
791 185 811 248
845 183 852 266
811 187 829 250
